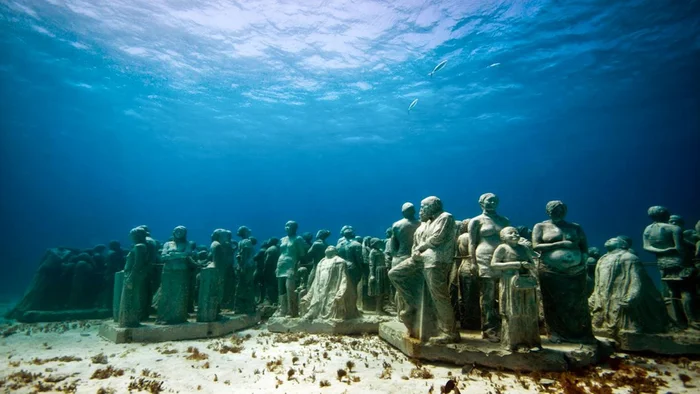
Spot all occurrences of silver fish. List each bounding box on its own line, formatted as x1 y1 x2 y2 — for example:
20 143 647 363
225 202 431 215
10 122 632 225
408 98 419 112
428 59 447 77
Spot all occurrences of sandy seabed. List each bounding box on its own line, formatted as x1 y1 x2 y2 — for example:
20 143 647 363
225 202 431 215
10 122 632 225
0 317 699 394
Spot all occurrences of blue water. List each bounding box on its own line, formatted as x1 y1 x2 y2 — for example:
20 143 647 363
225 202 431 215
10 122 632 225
1 0 699 296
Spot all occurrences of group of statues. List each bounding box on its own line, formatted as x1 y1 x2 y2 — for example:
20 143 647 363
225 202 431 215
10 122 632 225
8 193 700 353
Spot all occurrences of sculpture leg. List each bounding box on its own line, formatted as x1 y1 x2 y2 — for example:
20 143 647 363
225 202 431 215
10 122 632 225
286 275 298 317
479 277 499 341
424 264 459 343
388 258 422 330
459 273 480 330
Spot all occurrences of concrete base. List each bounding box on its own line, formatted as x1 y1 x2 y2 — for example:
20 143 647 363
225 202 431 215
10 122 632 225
267 314 392 335
17 308 112 323
98 313 261 344
379 320 614 372
594 328 700 355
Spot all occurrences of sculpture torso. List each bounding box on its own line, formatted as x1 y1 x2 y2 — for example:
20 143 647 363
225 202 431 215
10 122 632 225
391 218 420 259
276 235 305 278
535 220 585 275
472 213 510 277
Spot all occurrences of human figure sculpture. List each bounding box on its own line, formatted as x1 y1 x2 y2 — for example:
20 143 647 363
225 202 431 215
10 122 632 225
589 237 670 336
137 225 159 318
263 238 281 304
368 237 391 315
643 206 699 329
617 235 637 255
275 221 307 317
456 219 481 330
387 203 421 316
102 241 126 309
533 200 594 343
306 230 331 288
389 196 459 344
154 226 195 312
118 227 150 328
468 193 510 342
235 226 257 315
491 227 541 351
336 226 364 294
586 247 602 297
358 236 374 310
253 240 270 304
301 246 360 321
208 229 229 306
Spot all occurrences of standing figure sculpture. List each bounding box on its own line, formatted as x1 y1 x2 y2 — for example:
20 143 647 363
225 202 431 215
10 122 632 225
388 203 421 317
590 237 670 336
336 226 364 296
307 230 331 288
643 206 699 329
235 226 257 315
253 240 270 304
368 237 391 315
263 238 281 304
491 227 541 351
275 221 307 317
118 227 150 328
157 226 195 314
533 200 594 343
586 247 602 297
137 225 159 318
468 193 510 342
301 246 360 321
456 219 481 330
389 196 459 344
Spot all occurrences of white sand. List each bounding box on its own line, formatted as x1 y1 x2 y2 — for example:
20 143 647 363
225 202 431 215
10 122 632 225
1 320 698 393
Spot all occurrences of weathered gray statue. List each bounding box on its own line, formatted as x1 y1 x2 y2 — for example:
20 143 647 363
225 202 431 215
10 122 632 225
137 225 159 318
589 237 670 336
157 226 196 324
533 200 594 343
491 227 541 351
389 196 459 344
468 193 510 342
456 219 480 330
368 237 391 315
275 221 307 317
643 206 699 329
306 229 331 288
336 225 364 293
263 238 281 304
118 227 150 328
235 226 257 315
301 246 360 321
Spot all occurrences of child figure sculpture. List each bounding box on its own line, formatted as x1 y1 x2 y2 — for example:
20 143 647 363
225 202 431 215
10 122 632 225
491 227 541 351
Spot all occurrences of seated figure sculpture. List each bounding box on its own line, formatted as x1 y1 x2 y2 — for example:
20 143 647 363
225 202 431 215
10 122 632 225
389 196 459 344
589 237 670 336
643 206 699 329
490 227 541 351
301 246 360 321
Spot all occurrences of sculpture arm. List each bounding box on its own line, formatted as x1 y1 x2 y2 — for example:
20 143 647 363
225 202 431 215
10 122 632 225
390 226 400 256
623 257 644 304
672 226 684 255
577 225 589 264
423 214 455 250
468 219 480 267
642 230 673 254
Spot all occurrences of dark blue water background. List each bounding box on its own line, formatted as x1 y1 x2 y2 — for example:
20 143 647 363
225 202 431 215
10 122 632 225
1 0 699 297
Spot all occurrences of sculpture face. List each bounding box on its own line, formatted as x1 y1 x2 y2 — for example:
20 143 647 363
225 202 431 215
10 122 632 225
285 221 298 236
479 194 499 213
546 201 567 222
604 237 624 252
173 226 187 240
324 246 338 258
343 228 355 239
500 227 520 246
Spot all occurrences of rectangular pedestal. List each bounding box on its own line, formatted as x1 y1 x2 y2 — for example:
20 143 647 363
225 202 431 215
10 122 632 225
267 315 390 335
98 313 260 344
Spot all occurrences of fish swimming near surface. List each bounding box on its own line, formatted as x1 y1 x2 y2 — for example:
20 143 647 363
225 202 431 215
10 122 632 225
428 59 447 77
408 98 419 112
487 62 501 68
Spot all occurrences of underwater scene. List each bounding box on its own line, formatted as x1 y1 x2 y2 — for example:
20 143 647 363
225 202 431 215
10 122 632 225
1 0 699 393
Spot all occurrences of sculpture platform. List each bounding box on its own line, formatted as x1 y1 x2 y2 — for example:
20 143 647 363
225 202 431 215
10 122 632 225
99 312 260 344
267 314 392 335
379 320 614 372
14 308 112 323
594 328 700 355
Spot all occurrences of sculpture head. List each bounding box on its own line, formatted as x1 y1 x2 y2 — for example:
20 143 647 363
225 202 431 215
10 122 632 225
478 193 499 213
669 215 685 228
604 237 626 252
250 236 258 246
137 225 151 235
354 236 363 242
223 230 233 243
647 206 670 223
420 196 444 221
108 240 121 251
363 236 372 245
285 221 298 236
301 232 313 245
188 240 197 251
268 237 279 246
459 219 470 235
324 245 338 258
516 225 532 240
315 229 331 241
211 228 224 242
342 225 355 239
401 202 416 220
370 237 383 250
385 227 392 238
587 247 601 259
617 235 633 249
237 226 252 239
172 226 187 241
499 227 520 246
545 200 567 223
129 227 148 244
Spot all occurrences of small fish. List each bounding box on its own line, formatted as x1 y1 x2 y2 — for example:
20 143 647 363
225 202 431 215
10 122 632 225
428 59 448 77
487 62 501 68
408 98 419 112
